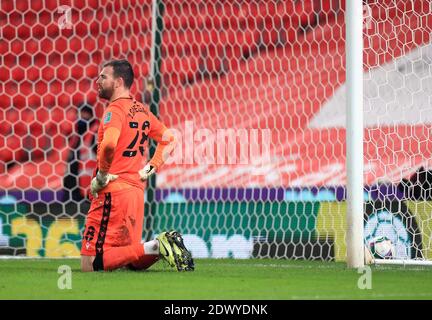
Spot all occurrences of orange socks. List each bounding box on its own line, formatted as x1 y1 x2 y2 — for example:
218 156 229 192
129 254 160 271
129 240 160 270
101 243 160 271
102 243 144 271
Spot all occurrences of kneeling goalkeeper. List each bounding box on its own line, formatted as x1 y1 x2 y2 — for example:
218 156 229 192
80 59 193 272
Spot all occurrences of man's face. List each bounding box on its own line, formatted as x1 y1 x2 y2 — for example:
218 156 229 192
96 66 115 100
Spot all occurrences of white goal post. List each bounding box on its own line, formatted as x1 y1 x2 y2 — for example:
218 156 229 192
346 0 365 268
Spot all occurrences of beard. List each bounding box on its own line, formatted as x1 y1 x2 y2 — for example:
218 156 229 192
98 85 114 100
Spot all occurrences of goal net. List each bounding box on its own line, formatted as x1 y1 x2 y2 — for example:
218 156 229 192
1 0 431 264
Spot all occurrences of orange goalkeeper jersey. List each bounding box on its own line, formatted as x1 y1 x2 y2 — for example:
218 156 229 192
94 97 169 192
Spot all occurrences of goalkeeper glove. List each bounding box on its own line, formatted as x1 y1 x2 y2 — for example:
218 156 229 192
90 171 118 198
138 164 156 181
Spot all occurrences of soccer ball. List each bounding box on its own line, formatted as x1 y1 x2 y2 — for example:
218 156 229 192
367 236 395 260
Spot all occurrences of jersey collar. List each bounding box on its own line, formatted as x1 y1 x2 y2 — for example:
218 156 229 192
110 96 133 103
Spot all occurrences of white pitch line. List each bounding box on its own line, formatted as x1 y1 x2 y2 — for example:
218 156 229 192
291 292 432 299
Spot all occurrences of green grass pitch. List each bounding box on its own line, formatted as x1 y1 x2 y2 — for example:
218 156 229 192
0 258 431 300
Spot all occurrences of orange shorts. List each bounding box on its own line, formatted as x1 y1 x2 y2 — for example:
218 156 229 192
81 186 144 256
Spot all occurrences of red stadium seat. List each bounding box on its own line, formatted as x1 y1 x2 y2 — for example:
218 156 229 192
9 12 23 27
71 64 84 80
38 10 52 26
75 21 88 37
203 45 224 75
42 0 56 11
21 109 35 124
51 107 64 123
34 52 48 66
72 93 85 106
40 38 54 54
17 25 31 39
6 108 19 123
36 108 50 124
57 93 71 107
63 80 76 95
69 37 82 52
5 81 18 96
36 136 50 150
77 52 90 65
31 24 46 40
10 39 24 55
27 94 42 109
0 95 11 109
23 10 37 25
47 52 61 66
85 65 98 78
12 95 26 110
0 148 13 165
78 79 92 94
23 136 36 150
72 0 88 11
0 122 12 136
11 67 25 81
30 122 43 137
65 108 77 122
64 79 78 96
19 81 33 96
53 133 68 150
296 0 316 26
50 81 63 96
7 136 21 150
16 149 30 163
35 81 48 96
83 36 97 53
54 37 68 54
29 149 45 164
46 122 57 136
222 29 260 70
42 94 56 108
26 67 40 81
1 0 13 12
163 54 200 87
0 66 10 82
46 22 59 39
41 66 55 82
13 122 28 136
63 52 76 65
2 25 16 40
4 53 17 67
55 65 70 81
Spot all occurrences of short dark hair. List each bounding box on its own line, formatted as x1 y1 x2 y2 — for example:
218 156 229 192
103 59 134 89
